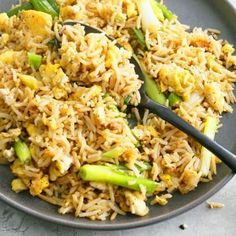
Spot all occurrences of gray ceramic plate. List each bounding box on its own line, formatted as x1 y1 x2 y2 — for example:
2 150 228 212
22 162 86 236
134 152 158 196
0 0 235 230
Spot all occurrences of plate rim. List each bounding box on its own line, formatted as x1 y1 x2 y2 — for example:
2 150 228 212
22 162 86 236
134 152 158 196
0 171 233 230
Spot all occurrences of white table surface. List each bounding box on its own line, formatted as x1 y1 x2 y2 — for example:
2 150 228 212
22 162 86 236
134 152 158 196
0 0 235 235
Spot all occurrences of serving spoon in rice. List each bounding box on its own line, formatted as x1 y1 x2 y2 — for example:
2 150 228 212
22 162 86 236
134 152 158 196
64 21 236 173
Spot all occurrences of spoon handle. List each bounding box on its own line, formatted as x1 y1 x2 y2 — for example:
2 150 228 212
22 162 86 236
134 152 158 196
144 99 236 172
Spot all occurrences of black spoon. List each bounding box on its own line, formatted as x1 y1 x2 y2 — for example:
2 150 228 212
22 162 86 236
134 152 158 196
63 21 236 173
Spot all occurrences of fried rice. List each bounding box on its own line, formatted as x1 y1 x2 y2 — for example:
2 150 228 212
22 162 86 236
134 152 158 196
0 0 236 221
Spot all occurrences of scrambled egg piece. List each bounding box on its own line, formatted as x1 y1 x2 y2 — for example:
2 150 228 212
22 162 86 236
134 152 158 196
222 43 235 54
0 51 22 64
105 44 120 68
151 194 172 206
124 191 149 216
124 0 138 18
21 10 52 38
0 33 9 47
93 105 106 125
159 174 173 188
56 156 72 174
11 159 25 177
204 82 225 113
105 43 130 68
26 124 38 137
179 169 200 194
206 55 225 74
0 13 9 32
40 64 62 85
60 5 80 20
70 85 102 103
158 64 195 100
49 155 72 181
11 178 27 193
42 115 58 130
17 73 42 91
30 175 49 196
49 162 61 181
132 125 158 140
40 64 70 99
2 148 15 163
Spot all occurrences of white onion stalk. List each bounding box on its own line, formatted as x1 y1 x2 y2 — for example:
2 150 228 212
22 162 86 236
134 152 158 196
136 0 161 32
200 117 218 177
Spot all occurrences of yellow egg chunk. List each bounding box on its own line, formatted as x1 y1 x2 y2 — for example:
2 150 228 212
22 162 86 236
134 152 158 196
159 64 196 100
0 13 9 32
30 175 49 196
17 73 42 91
21 10 53 38
26 124 38 137
0 50 21 64
11 178 27 193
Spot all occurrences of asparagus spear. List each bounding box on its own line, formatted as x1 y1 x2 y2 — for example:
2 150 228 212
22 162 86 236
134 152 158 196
79 164 158 194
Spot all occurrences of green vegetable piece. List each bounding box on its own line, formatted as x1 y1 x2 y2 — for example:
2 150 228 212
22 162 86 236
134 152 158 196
156 2 175 21
29 0 59 18
143 72 167 105
133 28 147 49
109 105 119 112
134 141 141 148
79 164 158 194
13 140 31 164
200 117 218 176
47 0 60 14
109 164 128 171
112 161 152 173
150 0 165 22
102 147 125 159
124 123 140 146
7 2 33 17
124 95 132 105
168 92 182 107
28 52 42 70
115 14 125 24
136 161 152 172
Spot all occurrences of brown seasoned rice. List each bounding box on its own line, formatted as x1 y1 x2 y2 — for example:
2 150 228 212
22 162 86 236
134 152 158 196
0 0 235 220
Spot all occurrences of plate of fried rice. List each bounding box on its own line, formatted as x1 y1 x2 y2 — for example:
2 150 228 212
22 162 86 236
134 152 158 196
0 0 235 230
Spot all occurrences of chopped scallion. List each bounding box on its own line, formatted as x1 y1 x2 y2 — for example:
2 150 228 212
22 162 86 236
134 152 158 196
133 27 147 49
28 52 42 70
13 139 31 164
168 92 182 107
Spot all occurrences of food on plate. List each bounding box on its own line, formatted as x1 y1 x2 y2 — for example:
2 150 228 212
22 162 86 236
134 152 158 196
0 0 235 220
